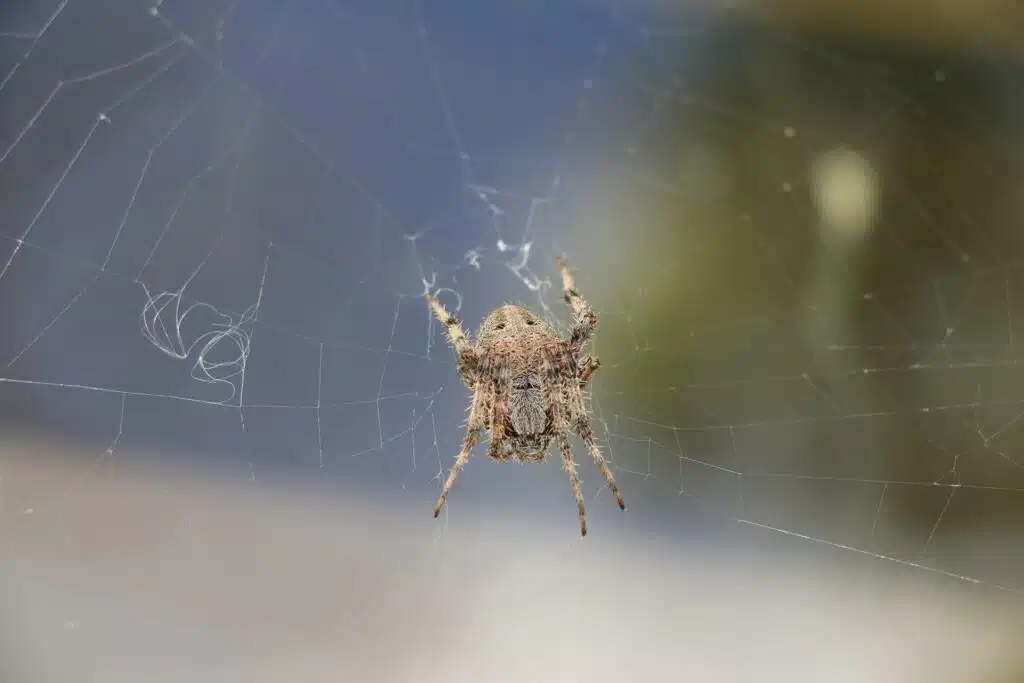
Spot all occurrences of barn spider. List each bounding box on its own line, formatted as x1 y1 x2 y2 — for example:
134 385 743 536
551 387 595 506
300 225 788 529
426 256 625 536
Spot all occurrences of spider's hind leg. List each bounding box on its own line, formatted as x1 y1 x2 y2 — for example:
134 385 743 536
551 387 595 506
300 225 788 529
540 346 587 535
434 388 489 517
558 435 587 537
487 437 511 461
574 421 626 511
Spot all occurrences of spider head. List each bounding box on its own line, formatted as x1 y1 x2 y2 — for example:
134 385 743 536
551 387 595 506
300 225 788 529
478 304 554 344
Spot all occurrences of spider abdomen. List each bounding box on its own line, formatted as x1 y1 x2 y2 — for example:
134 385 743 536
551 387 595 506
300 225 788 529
508 372 546 437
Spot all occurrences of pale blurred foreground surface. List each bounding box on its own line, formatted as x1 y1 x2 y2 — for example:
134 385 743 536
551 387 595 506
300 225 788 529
0 436 1020 683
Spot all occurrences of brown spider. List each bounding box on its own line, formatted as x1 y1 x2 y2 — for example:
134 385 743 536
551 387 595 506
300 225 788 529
426 255 625 536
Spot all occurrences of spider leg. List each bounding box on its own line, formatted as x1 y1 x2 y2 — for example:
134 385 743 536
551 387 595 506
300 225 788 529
579 355 600 386
541 349 569 433
426 293 477 390
478 348 512 460
487 438 507 461
558 346 625 512
556 256 597 353
434 387 489 517
574 420 626 511
489 376 508 442
541 348 588 535
558 435 587 536
487 379 510 460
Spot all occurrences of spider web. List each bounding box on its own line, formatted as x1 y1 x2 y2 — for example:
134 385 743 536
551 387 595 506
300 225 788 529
1 0 1023 599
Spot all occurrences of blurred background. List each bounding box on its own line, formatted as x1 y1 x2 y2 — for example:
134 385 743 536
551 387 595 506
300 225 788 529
2 0 1024 680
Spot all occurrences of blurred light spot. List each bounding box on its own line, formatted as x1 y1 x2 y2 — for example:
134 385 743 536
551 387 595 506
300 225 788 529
810 147 880 246
784 126 796 138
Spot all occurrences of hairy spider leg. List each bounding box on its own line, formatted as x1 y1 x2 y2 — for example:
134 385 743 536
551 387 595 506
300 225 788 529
578 355 600 386
486 375 510 460
575 421 626 511
488 375 508 441
426 293 477 390
433 388 489 517
556 256 597 353
558 435 586 536
543 348 588 536
487 438 506 460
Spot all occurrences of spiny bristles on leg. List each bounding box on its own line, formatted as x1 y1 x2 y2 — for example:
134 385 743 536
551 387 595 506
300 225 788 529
556 255 576 293
425 293 450 323
426 294 468 343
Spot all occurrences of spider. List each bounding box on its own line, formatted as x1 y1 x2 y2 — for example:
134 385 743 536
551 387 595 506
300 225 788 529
425 255 625 536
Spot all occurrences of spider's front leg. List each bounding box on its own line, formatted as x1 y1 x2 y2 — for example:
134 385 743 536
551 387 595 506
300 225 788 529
426 293 477 389
557 256 597 353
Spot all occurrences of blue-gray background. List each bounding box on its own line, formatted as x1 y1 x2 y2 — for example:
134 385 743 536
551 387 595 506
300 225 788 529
3 0 1024 594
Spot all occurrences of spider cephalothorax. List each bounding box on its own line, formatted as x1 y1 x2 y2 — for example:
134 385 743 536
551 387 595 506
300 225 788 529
426 256 625 536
